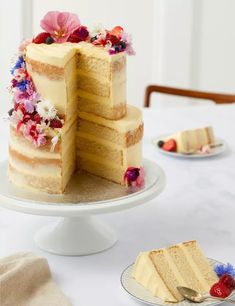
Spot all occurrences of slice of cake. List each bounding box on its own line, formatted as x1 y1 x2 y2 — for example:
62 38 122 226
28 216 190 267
160 126 215 153
132 240 218 302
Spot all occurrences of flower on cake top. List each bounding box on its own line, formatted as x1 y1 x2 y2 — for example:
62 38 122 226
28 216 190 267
31 11 135 55
124 167 145 188
90 25 135 55
40 11 81 43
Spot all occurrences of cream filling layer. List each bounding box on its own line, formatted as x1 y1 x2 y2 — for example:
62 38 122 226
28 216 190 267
9 157 61 177
77 69 126 84
77 131 123 149
79 142 142 168
78 105 142 133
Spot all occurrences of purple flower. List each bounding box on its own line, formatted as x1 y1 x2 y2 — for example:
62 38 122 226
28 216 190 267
16 80 29 92
121 31 135 56
11 56 25 74
214 263 235 277
23 100 35 113
124 167 145 188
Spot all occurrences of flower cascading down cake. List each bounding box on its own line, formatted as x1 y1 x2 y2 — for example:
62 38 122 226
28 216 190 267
8 11 144 194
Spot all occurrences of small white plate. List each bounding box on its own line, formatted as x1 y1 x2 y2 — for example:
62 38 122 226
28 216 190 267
152 134 226 159
121 258 234 306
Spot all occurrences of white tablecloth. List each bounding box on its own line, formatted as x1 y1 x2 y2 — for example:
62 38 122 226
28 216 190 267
0 104 235 306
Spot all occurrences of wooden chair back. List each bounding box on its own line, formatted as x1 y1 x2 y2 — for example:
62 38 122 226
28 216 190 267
144 85 235 107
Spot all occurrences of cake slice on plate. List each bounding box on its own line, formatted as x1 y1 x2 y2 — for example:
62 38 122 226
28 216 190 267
132 240 218 302
159 126 215 153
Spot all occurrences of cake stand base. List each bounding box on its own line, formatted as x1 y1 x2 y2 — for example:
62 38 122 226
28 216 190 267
34 216 117 256
0 159 166 256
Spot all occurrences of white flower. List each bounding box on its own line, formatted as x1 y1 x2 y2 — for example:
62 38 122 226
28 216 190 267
36 99 57 121
50 135 60 152
90 24 106 38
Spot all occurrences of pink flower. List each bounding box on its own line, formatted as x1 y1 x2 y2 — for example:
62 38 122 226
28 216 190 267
40 11 80 43
14 83 39 104
24 120 46 147
121 31 135 56
19 38 32 54
14 68 27 82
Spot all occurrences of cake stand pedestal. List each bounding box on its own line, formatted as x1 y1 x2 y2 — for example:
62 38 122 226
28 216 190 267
0 159 166 256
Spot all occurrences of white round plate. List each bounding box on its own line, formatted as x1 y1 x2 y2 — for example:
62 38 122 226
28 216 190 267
121 258 234 306
152 135 226 159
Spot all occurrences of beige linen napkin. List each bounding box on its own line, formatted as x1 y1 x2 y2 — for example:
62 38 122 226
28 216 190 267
0 252 72 306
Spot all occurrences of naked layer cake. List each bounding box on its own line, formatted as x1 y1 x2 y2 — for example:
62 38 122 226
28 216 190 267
132 240 218 302
8 11 144 194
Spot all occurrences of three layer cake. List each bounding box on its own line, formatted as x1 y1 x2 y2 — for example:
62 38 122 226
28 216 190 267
8 11 143 194
132 240 218 302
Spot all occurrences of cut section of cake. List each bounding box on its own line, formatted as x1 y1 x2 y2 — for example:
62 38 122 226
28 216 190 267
163 126 215 153
132 240 218 302
77 105 143 183
26 41 126 121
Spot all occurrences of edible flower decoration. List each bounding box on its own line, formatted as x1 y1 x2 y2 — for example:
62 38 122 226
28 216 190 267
30 11 135 56
40 11 81 43
124 167 145 188
209 263 235 298
90 25 135 55
215 263 235 278
8 54 63 150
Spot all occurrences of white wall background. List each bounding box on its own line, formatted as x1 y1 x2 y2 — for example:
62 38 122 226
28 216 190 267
1 0 235 116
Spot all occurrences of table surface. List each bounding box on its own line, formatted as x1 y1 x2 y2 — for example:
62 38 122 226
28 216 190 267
1 104 235 306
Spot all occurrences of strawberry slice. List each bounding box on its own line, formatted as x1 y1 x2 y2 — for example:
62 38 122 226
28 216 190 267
33 32 51 44
219 274 235 290
210 282 232 298
162 139 177 152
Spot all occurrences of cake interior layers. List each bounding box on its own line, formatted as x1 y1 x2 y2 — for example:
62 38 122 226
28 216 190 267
77 105 143 183
132 240 218 302
167 126 215 153
8 115 77 194
26 42 126 120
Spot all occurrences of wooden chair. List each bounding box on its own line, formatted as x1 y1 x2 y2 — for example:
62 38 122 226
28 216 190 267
144 85 235 107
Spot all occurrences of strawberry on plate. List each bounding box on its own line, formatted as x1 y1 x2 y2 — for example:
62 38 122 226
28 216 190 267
219 274 235 290
162 139 177 152
210 282 232 298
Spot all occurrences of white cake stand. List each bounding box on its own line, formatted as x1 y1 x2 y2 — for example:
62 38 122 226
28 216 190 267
0 159 166 256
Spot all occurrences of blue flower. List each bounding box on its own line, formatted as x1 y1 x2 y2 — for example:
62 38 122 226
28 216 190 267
11 56 25 75
16 79 28 92
214 263 235 277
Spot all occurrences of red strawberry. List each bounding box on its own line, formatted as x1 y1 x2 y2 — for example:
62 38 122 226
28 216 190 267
67 34 81 43
219 274 235 290
210 282 232 298
33 32 51 44
162 139 177 152
50 119 63 128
